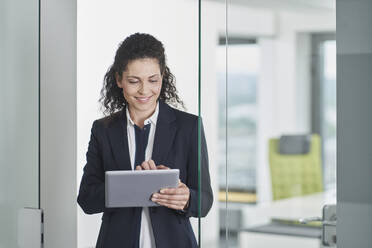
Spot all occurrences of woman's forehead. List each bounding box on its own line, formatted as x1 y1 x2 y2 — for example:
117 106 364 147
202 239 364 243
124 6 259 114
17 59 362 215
125 58 160 76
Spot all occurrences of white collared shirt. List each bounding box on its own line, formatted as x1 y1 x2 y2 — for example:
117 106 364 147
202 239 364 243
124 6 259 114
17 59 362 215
126 102 159 248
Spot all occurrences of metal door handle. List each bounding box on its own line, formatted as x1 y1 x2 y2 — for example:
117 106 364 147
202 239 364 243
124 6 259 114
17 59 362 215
299 216 322 224
323 220 337 226
298 204 337 247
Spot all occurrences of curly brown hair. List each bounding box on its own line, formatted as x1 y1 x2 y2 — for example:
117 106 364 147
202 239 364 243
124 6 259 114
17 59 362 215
99 33 184 116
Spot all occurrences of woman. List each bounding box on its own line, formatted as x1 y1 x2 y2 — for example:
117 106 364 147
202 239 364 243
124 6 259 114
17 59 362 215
77 33 213 248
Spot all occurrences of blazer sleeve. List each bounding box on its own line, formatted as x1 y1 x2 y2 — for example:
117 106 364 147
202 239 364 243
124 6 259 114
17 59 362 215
77 120 107 214
183 118 213 218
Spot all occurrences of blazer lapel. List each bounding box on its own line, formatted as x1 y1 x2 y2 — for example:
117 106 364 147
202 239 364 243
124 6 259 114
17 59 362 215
107 110 132 171
152 101 177 167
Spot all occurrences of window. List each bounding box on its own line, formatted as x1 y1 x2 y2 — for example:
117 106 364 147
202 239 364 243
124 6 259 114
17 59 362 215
217 38 260 199
311 34 336 190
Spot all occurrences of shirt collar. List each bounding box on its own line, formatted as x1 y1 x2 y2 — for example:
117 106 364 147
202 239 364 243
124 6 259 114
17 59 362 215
126 101 159 127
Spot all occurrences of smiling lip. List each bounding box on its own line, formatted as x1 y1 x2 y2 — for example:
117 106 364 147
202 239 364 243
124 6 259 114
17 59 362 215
135 96 152 103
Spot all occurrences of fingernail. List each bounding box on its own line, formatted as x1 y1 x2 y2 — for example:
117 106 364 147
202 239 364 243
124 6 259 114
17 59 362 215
153 193 158 198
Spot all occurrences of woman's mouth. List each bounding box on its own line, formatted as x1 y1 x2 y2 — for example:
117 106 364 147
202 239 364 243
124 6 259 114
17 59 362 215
135 96 152 103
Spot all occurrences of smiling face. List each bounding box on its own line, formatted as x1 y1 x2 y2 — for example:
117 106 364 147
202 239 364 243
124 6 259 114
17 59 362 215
116 58 162 116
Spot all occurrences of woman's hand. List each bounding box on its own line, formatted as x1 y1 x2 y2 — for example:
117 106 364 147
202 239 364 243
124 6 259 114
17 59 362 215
151 180 190 211
135 160 168 170
135 160 190 210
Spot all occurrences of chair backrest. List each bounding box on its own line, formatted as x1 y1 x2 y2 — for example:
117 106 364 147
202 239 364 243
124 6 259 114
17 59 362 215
269 134 323 201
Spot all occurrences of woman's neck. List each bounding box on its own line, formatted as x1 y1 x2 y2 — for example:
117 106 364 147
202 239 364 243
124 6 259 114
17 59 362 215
128 104 156 128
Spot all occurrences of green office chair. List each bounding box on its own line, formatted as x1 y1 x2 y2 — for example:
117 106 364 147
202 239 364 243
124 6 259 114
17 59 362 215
269 134 323 201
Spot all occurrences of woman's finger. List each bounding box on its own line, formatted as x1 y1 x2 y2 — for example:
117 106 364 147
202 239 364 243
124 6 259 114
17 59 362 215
156 165 170 170
140 161 150 170
152 197 185 208
135 165 142 170
154 198 186 207
160 187 188 195
152 193 188 201
148 160 157 170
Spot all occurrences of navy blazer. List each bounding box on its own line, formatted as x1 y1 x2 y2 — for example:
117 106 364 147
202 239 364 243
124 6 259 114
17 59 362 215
77 100 213 248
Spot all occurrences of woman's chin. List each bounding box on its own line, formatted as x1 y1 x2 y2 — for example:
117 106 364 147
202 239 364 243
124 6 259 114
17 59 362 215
131 101 156 111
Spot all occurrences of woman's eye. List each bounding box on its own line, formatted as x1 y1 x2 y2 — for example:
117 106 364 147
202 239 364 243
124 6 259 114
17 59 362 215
129 81 138 84
149 80 158 83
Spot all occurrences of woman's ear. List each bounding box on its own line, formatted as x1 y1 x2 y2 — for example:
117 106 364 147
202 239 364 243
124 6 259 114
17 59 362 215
115 72 122 88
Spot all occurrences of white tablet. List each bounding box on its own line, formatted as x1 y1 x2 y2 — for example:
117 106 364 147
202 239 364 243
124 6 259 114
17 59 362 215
105 169 179 208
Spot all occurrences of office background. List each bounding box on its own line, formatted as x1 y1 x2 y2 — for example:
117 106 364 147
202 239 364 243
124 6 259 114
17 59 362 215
1 0 372 247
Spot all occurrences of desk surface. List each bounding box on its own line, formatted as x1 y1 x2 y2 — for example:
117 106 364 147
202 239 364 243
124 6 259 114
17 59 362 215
237 190 336 228
244 221 322 238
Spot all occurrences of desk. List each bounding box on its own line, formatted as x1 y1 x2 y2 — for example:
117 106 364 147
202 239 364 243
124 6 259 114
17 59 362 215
240 190 336 226
230 190 336 248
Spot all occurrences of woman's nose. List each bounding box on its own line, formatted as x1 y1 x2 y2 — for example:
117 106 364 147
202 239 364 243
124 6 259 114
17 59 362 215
137 82 146 94
137 81 150 94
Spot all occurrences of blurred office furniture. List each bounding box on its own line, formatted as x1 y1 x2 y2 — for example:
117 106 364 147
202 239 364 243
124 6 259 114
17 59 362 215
269 134 324 201
219 207 242 248
239 190 336 248
218 134 326 247
218 191 256 203
235 135 328 247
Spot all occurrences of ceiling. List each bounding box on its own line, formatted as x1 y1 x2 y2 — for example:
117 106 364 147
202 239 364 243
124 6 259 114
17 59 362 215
206 0 335 12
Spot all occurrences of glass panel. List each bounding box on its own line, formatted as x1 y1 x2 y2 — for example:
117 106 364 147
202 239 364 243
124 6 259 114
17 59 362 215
225 1 336 247
218 41 259 194
198 0 228 247
0 0 40 247
219 40 260 247
322 40 337 190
